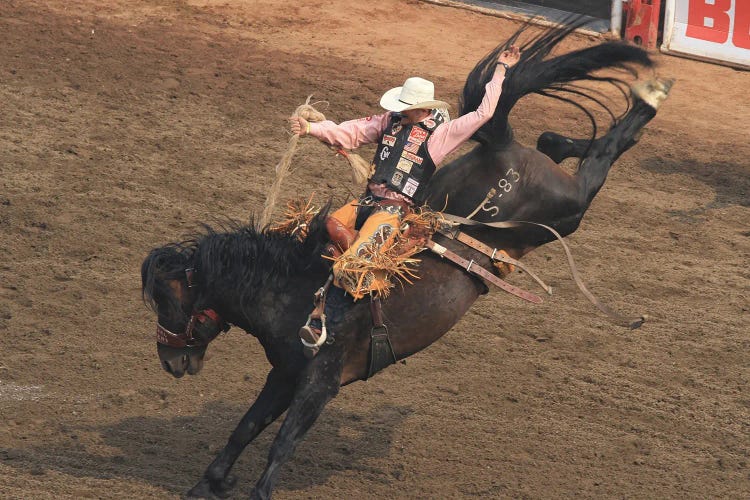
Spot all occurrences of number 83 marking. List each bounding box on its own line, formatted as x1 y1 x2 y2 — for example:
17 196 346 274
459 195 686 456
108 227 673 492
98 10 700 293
480 168 521 217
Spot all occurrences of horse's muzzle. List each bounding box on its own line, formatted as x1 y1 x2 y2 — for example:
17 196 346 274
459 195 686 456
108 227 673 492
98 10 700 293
157 343 207 378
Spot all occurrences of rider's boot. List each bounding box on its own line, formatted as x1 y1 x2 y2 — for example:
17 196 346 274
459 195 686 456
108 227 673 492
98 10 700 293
326 216 358 251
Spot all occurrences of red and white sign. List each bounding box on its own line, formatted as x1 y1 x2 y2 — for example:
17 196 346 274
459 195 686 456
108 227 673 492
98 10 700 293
661 0 750 68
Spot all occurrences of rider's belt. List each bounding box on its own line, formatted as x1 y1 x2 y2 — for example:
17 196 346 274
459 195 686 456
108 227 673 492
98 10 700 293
366 182 414 205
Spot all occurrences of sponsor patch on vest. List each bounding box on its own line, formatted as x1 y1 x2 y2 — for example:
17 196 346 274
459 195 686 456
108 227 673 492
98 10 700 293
403 141 420 154
408 127 428 144
403 178 420 197
401 151 423 165
392 124 403 134
396 158 413 174
423 118 436 129
379 146 391 161
391 171 404 186
382 134 396 147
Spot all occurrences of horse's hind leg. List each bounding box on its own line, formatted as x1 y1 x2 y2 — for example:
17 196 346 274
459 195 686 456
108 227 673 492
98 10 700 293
575 78 673 205
536 131 591 164
187 368 296 499
251 347 343 500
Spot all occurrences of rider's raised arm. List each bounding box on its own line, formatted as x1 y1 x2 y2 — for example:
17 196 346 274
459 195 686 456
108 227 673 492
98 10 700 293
426 69 505 166
309 113 392 150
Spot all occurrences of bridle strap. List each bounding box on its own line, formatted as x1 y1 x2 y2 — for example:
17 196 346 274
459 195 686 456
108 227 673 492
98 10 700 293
155 309 224 348
155 265 230 347
156 319 194 348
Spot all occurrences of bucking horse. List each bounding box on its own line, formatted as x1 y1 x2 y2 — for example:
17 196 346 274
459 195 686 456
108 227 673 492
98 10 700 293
141 20 672 499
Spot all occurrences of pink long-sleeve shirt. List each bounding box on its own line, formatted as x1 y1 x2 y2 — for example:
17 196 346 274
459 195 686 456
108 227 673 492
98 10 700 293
309 70 505 167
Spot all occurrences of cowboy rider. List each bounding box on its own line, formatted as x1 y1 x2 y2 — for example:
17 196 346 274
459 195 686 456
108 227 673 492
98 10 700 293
289 46 521 357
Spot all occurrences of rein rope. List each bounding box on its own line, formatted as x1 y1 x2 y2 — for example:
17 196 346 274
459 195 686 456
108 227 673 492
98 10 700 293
259 100 372 228
259 96 325 227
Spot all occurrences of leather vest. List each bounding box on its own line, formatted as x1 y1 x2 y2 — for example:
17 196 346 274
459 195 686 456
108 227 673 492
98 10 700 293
371 111 445 204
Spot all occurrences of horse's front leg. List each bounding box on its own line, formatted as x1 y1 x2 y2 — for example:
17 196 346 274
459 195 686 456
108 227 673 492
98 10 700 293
187 367 296 499
251 347 343 500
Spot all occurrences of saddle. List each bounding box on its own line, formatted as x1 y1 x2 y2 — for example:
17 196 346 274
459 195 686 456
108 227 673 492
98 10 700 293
324 198 423 259
285 197 546 374
272 196 543 303
323 200 539 303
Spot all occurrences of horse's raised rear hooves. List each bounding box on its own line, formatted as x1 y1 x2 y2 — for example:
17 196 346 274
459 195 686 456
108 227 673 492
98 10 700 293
631 78 675 110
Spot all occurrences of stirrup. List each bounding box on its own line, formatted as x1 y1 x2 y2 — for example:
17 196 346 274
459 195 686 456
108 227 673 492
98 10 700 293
299 314 327 359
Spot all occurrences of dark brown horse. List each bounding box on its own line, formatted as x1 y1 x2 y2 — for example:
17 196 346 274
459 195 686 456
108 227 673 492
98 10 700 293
141 22 671 499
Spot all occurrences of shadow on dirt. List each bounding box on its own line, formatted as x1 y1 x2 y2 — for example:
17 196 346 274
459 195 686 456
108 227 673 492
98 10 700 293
641 156 749 220
0 399 412 495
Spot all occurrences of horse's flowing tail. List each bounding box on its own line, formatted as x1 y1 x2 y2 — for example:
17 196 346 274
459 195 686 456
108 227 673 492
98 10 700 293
459 17 654 150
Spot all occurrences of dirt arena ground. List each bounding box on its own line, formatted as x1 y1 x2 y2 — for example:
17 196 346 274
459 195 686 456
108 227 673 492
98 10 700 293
1 1 748 498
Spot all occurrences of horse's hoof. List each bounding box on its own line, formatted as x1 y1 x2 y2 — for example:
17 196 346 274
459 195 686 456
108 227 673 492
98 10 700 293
250 487 269 500
631 77 675 110
186 475 237 499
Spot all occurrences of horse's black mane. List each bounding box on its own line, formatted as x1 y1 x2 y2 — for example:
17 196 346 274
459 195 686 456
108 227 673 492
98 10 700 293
141 208 331 319
459 16 653 150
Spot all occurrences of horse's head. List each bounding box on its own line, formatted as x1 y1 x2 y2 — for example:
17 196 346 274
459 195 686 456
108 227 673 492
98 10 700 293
141 245 227 378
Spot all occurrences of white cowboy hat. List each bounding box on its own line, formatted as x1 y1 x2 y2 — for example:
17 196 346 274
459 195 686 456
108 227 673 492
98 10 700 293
379 77 450 112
